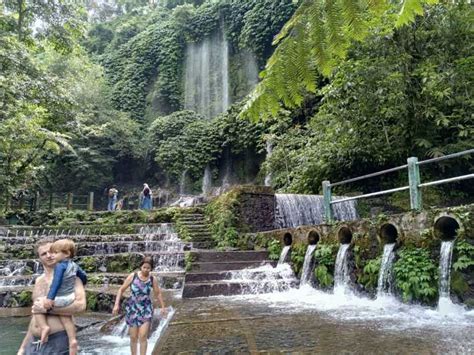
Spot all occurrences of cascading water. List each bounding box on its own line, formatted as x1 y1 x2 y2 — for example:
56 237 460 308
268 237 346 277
334 244 351 296
437 240 464 314
226 264 298 295
264 140 272 187
278 245 291 265
88 307 176 355
202 165 212 195
179 169 187 195
184 21 229 118
376 243 396 298
275 194 358 229
300 244 317 286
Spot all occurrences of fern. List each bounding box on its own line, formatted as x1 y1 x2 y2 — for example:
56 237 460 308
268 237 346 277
242 0 440 121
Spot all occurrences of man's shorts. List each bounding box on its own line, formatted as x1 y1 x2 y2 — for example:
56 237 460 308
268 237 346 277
25 330 69 354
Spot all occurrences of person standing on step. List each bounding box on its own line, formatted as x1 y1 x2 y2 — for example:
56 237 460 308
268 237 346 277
107 185 118 211
139 183 152 210
112 256 167 355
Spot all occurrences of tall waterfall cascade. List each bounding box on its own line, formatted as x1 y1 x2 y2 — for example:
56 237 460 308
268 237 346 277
275 194 358 228
334 244 351 296
264 140 273 187
179 169 188 195
376 243 396 298
202 165 212 195
278 245 291 265
184 23 230 118
300 244 317 285
184 22 259 121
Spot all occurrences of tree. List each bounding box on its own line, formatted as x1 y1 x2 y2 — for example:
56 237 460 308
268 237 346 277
2 0 85 51
242 0 440 120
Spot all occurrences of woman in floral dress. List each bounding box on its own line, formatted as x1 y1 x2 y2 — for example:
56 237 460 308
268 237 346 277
113 257 166 355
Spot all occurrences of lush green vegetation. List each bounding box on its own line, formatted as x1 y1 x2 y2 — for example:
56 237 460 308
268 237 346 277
393 248 438 303
1 0 472 210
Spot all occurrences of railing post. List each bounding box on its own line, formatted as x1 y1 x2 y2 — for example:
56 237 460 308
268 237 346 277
322 180 333 222
67 193 73 210
407 157 422 210
88 192 94 211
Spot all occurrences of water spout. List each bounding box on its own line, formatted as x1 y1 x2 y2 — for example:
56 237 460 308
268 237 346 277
300 244 317 286
334 244 351 296
278 245 291 265
376 243 396 298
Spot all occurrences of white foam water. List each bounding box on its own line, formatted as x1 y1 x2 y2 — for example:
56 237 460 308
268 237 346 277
81 307 175 355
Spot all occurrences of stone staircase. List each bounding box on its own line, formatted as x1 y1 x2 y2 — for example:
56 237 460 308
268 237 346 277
182 250 297 298
174 209 215 249
0 224 187 309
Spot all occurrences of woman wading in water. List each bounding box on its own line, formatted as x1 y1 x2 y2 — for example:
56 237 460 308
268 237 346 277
113 256 167 355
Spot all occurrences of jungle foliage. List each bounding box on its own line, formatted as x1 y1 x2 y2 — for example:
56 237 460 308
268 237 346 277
1 0 472 210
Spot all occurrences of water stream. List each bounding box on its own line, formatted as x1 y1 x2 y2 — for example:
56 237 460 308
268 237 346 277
202 165 212 195
277 246 291 265
300 244 317 286
437 240 464 314
376 243 396 298
334 244 351 297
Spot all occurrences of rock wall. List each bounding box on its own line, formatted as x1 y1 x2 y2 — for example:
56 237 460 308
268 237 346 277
235 186 276 232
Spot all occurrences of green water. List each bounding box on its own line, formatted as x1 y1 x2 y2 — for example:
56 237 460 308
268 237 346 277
0 317 30 355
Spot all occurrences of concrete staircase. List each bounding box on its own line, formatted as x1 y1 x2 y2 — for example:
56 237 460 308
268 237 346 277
182 250 297 298
174 210 215 249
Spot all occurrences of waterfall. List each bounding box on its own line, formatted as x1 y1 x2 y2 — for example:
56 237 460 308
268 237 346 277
179 170 187 195
278 245 291 265
275 194 358 228
221 150 232 189
264 140 272 187
437 240 463 314
334 244 351 296
184 21 230 118
226 264 297 295
152 224 185 272
202 165 212 195
376 243 396 298
300 244 317 286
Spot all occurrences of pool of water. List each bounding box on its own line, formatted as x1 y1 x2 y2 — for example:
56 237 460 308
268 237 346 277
1 287 473 354
0 316 30 355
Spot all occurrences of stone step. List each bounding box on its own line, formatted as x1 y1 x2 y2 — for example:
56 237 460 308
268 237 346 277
0 252 185 275
189 250 270 263
190 260 276 273
179 223 208 229
184 272 229 283
181 279 298 298
0 233 180 245
187 231 213 237
191 242 215 249
178 217 206 222
3 240 190 259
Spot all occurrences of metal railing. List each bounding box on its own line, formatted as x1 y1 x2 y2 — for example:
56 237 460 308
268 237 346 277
322 149 474 221
2 192 95 212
